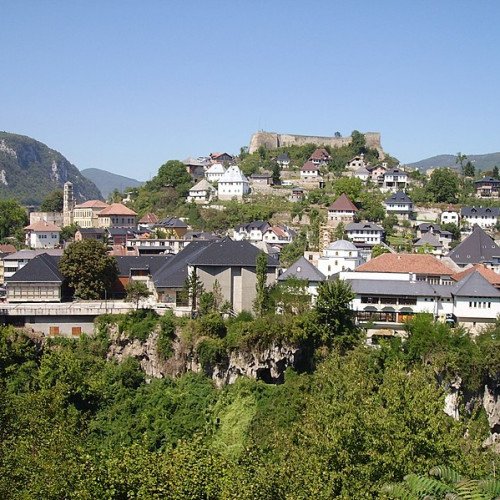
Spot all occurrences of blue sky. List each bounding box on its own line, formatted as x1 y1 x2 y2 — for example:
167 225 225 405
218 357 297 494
1 1 499 180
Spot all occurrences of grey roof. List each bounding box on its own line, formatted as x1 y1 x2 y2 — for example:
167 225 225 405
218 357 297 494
115 255 171 277
277 152 290 161
3 249 64 261
348 279 436 297
236 220 271 233
188 238 278 268
77 227 106 235
6 254 63 283
453 271 500 298
385 168 407 176
461 206 500 217
108 227 135 236
385 191 412 204
184 231 218 241
155 217 188 229
153 240 214 289
418 223 441 232
346 222 384 232
414 233 443 248
189 178 215 192
278 257 325 283
475 176 500 184
447 225 500 265
327 240 358 251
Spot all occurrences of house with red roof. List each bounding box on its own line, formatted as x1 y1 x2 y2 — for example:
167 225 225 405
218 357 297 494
73 200 110 228
24 221 61 249
300 160 321 180
309 148 331 166
97 203 138 229
327 193 358 226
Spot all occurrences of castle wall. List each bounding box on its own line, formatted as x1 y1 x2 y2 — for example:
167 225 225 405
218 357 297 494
248 131 383 157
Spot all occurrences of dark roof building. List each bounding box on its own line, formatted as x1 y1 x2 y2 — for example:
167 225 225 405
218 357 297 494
279 256 325 283
447 225 500 267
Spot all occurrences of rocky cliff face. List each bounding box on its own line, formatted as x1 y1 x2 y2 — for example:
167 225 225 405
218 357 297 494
0 131 102 205
106 327 302 388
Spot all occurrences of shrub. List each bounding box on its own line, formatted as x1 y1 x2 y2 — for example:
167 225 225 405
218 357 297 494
119 309 159 341
197 337 227 367
157 312 176 360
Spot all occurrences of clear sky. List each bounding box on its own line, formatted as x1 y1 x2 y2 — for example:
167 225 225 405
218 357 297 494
1 0 499 180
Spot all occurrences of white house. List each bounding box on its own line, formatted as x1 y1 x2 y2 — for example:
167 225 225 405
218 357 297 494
300 161 320 179
384 191 413 220
346 222 385 246
316 240 362 277
440 210 460 225
460 206 500 229
353 166 371 182
346 154 368 172
24 221 61 249
217 166 250 200
205 163 226 183
327 193 358 225
262 225 295 246
382 168 408 193
233 221 270 242
187 179 216 204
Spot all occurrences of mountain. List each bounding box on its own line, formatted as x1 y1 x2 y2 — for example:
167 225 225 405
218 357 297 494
81 168 143 199
0 131 102 205
407 152 500 172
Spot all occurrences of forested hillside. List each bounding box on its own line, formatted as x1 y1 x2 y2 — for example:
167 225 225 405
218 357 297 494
1 309 499 499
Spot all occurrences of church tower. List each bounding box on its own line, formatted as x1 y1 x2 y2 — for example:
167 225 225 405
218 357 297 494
63 181 75 226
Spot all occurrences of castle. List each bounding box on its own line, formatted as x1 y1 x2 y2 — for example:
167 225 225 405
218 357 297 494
248 130 383 156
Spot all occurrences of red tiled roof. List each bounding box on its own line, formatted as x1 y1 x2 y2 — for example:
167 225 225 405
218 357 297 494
328 193 358 212
98 203 137 216
452 264 500 287
139 213 159 224
0 244 17 254
301 161 319 171
355 253 454 276
309 148 330 160
24 221 61 232
74 200 109 209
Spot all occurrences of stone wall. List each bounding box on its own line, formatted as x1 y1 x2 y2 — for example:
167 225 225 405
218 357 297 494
249 130 383 156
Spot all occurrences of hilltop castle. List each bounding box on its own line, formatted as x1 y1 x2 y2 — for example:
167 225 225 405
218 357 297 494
248 130 383 156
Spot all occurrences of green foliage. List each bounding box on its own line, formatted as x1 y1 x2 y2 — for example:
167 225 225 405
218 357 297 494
279 229 308 267
371 243 390 258
253 252 269 317
59 223 79 242
427 168 460 203
157 311 176 359
0 199 28 241
40 189 64 212
118 308 159 341
270 276 311 315
125 280 151 309
59 240 118 300
197 337 227 367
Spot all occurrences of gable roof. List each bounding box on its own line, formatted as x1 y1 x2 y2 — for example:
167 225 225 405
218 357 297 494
188 238 278 268
6 254 63 283
218 165 249 183
414 233 443 248
98 203 137 216
385 191 412 204
115 255 171 277
155 216 188 229
24 221 61 232
475 176 500 184
452 264 500 288
447 225 500 265
461 206 500 217
301 160 319 172
3 249 64 261
205 163 226 174
346 222 384 232
355 253 454 276
453 270 500 298
153 240 214 288
348 278 436 297
328 193 358 212
74 200 109 209
139 213 159 224
309 148 330 161
189 179 215 192
279 256 326 282
277 152 290 161
385 168 407 176
0 244 17 254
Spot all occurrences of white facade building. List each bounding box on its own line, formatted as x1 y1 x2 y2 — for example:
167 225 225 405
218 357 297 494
217 166 250 200
316 240 362 277
440 210 460 225
24 221 61 249
346 222 384 246
205 163 226 183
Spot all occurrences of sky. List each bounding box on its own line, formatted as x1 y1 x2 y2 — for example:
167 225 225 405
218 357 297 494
1 0 500 181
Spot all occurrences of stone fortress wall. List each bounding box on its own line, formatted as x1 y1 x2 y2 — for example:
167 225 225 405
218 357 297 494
249 130 383 156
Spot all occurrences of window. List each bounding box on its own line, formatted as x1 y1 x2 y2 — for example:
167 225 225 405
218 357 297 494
72 327 82 336
49 326 60 336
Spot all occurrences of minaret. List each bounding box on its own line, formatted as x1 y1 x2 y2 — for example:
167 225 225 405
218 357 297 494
63 181 75 226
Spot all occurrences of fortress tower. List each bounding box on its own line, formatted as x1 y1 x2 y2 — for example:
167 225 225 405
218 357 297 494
63 181 75 227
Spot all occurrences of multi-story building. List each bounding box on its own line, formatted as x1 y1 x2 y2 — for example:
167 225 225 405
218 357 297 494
73 200 109 228
460 206 500 229
384 191 413 220
475 177 500 198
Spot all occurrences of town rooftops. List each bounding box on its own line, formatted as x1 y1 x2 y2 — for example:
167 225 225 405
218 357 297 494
189 179 215 191
453 271 500 298
413 233 443 248
301 161 319 171
205 163 226 175
218 165 249 183
4 249 64 261
77 227 106 235
385 191 412 204
0 244 17 254
309 148 330 161
348 278 436 297
461 206 500 217
115 255 171 277
277 152 290 161
24 221 61 232
188 238 278 268
452 264 500 288
155 217 188 229
346 222 384 231
447 225 500 265
279 256 326 282
385 168 406 175
98 203 137 216
328 193 358 212
355 253 454 276
74 200 109 209
326 240 358 252
475 176 500 184
139 213 159 224
6 254 62 283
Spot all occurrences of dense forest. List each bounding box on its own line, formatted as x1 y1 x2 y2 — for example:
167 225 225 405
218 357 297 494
1 305 499 499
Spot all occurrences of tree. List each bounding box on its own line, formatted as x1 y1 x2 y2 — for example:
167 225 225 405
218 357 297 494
184 268 204 313
40 190 64 212
60 223 79 243
463 160 475 178
332 177 363 201
441 222 460 241
253 252 269 317
280 231 308 267
371 244 390 259
59 240 118 300
456 152 468 174
271 161 281 185
427 168 460 203
0 199 28 241
270 277 310 315
334 131 342 138
125 281 151 309
493 165 499 179
333 222 345 240
147 160 192 196
314 279 358 349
